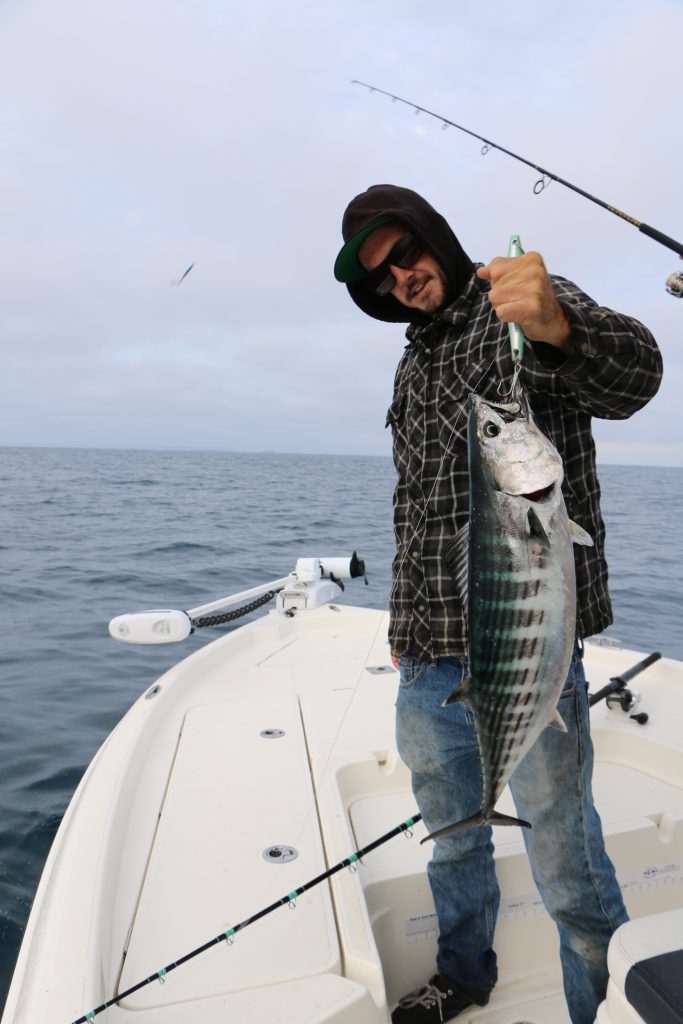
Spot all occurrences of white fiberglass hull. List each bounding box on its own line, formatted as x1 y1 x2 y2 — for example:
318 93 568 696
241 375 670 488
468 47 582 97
3 603 683 1024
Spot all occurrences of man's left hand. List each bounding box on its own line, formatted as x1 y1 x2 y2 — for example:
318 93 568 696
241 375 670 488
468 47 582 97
476 251 572 353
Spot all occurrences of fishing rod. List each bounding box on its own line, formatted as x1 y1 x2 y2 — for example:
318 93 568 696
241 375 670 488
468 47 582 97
352 81 683 296
70 812 421 1024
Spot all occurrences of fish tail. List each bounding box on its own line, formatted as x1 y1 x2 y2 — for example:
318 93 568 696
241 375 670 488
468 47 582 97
442 674 472 706
420 809 532 844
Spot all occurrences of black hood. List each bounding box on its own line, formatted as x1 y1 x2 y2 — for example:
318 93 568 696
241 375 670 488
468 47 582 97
335 184 475 324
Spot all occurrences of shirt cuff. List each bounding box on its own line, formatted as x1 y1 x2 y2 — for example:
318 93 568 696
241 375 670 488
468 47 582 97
531 301 602 378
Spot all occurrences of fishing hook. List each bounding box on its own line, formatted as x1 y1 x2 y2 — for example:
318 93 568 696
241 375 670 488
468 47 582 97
497 363 522 400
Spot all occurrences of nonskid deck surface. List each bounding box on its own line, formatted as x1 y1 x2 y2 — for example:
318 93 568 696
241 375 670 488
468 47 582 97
3 606 682 1024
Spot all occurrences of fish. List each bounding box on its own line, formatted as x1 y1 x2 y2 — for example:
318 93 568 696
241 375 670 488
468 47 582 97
423 389 593 843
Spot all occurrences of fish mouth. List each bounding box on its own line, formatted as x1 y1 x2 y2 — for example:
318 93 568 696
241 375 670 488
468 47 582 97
522 483 555 503
472 396 522 420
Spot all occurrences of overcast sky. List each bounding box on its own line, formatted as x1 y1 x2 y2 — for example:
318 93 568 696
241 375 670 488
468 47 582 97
1 0 681 465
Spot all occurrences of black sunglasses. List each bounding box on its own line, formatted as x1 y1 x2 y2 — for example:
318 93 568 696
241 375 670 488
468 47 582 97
365 233 422 296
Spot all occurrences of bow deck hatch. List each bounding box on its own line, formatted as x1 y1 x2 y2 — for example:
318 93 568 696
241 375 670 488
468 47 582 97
119 696 339 1009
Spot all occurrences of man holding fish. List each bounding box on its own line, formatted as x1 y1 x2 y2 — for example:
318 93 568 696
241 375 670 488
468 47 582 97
334 185 662 1024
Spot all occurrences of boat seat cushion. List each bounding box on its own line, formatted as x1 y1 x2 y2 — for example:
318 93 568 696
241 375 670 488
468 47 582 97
607 908 683 1024
625 950 683 1024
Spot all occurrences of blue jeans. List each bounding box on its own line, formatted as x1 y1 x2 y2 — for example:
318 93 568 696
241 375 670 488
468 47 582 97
396 647 628 1024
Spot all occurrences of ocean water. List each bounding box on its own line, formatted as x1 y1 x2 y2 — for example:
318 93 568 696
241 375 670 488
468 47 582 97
1 447 682 1012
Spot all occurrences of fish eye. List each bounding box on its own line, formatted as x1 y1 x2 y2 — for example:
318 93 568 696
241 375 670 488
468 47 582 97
483 421 500 438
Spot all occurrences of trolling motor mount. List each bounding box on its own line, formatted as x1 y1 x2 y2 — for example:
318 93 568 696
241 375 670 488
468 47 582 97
276 552 367 613
108 552 368 642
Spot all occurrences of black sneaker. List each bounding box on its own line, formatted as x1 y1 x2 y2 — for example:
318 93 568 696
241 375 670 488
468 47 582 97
391 974 490 1023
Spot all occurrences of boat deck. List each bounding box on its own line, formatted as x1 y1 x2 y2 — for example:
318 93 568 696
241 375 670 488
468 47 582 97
4 604 683 1024
118 609 683 1022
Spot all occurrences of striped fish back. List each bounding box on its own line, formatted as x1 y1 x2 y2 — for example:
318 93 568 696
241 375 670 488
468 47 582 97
469 510 564 805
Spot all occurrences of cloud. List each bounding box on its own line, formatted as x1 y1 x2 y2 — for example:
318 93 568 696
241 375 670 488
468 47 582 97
0 0 681 461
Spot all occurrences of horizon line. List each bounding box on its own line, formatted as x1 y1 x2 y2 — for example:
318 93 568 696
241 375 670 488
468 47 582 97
2 442 682 471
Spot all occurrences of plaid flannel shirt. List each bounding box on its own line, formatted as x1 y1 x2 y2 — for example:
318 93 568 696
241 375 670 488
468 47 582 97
386 271 663 662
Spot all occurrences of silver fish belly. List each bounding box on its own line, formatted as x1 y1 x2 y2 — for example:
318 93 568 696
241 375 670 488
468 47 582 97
424 391 592 843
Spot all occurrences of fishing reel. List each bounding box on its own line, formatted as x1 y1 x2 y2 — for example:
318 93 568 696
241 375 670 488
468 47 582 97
588 651 660 725
605 688 649 725
666 271 683 298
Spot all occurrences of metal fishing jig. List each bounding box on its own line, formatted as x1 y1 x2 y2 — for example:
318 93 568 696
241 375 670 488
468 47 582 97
507 234 525 364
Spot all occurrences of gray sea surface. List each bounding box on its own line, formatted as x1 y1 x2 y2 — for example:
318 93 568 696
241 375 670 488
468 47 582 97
1 448 682 1014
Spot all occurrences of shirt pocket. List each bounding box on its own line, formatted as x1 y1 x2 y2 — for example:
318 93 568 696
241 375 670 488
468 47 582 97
385 394 409 451
435 356 501 452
